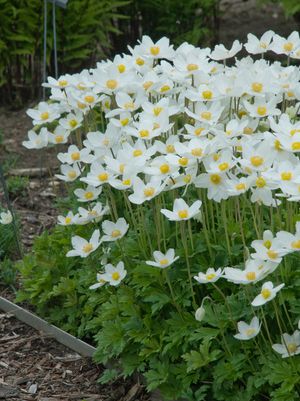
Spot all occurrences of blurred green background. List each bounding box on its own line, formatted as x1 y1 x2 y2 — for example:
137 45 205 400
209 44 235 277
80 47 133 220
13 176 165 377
0 0 299 107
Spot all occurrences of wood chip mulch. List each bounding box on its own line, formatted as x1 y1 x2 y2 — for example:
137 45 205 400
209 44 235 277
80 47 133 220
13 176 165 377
0 312 150 401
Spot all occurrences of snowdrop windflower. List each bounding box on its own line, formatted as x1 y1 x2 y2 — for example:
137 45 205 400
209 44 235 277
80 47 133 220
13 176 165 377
26 101 60 125
89 273 107 290
57 211 77 226
161 198 202 221
210 40 242 60
102 261 127 286
251 281 285 307
66 229 101 257
101 218 129 242
194 268 223 284
74 185 102 202
195 306 206 322
234 317 261 340
146 248 179 268
0 210 13 225
244 31 274 54
23 128 48 149
272 331 300 358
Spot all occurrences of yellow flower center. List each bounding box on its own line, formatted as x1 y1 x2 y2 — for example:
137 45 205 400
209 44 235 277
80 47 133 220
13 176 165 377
191 148 202 157
118 64 126 73
112 272 120 281
291 240 300 249
104 100 110 109
84 95 95 103
187 63 198 71
281 171 292 181
65 217 72 224
77 83 85 90
83 243 93 253
69 119 78 128
210 174 221 185
55 135 64 143
235 183 246 191
287 91 294 98
98 172 108 181
243 127 254 135
133 149 143 157
106 79 118 90
122 179 131 186
71 152 80 161
287 343 297 353
206 273 216 281
246 271 256 281
257 106 267 116
119 164 125 173
292 142 300 150
256 177 266 188
178 209 189 219
284 42 294 52
143 81 153 90
136 57 145 66
263 240 272 249
166 144 175 153
160 85 171 92
183 174 192 184
139 129 149 138
159 258 169 266
160 164 170 174
41 111 49 120
250 156 264 167
267 250 278 259
124 101 135 110
179 157 188 166
153 107 163 116
201 111 212 120
68 171 77 179
261 288 271 299
274 140 282 151
121 118 129 126
218 162 229 171
245 328 256 336
144 187 155 197
77 102 86 109
150 46 160 56
84 192 94 200
194 127 204 136
260 42 267 49
111 229 121 238
251 82 263 93
58 79 68 87
290 129 300 136
202 90 213 100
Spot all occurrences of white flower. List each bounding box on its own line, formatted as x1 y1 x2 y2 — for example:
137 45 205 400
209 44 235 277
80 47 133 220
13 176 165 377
0 210 13 225
26 101 61 125
146 248 179 268
210 40 242 60
161 198 202 221
234 317 261 340
57 144 94 165
101 218 129 242
66 229 101 258
244 31 274 54
55 164 81 182
102 261 127 286
272 331 300 358
194 268 223 284
57 211 77 226
89 273 107 290
23 128 48 149
251 281 285 307
74 185 102 202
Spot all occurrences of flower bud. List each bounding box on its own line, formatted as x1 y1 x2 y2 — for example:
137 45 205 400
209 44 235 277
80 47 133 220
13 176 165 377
195 306 205 322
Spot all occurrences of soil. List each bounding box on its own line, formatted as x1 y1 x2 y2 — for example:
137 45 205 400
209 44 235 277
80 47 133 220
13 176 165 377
0 312 149 401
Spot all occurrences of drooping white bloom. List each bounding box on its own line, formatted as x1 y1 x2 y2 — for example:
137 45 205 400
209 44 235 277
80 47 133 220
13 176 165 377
101 218 129 242
194 268 223 284
160 198 202 221
66 229 101 258
0 210 13 225
251 281 285 307
146 248 179 268
234 317 261 340
272 331 300 358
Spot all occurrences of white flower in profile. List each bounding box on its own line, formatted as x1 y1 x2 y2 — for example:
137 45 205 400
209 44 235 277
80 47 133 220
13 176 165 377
74 185 102 202
23 128 48 149
66 229 101 258
76 202 110 225
272 331 300 358
269 32 300 56
251 281 285 307
57 211 78 226
210 40 242 60
89 273 107 290
0 210 13 225
146 248 179 268
102 261 127 286
194 268 223 284
234 317 261 340
244 31 274 54
160 198 202 221
101 218 129 242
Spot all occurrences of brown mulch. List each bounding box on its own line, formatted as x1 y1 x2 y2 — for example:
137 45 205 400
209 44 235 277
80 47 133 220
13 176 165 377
0 313 150 401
